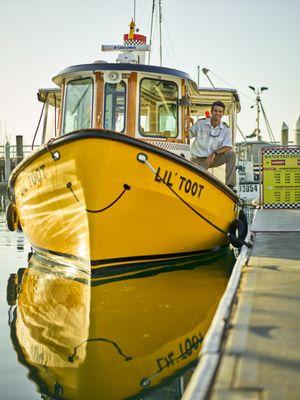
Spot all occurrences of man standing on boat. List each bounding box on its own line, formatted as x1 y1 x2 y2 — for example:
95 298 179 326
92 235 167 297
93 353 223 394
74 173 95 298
189 101 236 190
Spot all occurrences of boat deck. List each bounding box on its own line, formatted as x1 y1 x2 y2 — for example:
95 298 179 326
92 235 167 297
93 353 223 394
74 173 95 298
183 209 300 400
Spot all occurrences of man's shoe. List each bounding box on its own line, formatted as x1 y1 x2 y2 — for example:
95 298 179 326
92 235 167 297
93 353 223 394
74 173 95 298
228 185 237 193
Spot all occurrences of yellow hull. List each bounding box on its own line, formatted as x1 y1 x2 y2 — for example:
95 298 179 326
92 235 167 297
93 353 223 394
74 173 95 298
10 130 238 269
10 249 232 399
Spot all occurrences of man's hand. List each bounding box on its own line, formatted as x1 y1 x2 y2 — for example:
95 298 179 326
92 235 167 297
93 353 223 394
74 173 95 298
206 152 216 168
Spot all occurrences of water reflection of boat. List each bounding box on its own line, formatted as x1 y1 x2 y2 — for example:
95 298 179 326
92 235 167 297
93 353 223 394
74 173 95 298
8 248 234 399
6 17 243 269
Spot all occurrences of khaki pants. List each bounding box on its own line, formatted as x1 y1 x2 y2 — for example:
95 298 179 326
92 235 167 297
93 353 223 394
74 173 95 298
191 150 236 187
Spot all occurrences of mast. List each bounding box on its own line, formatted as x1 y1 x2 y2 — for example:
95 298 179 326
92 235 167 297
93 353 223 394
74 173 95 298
148 0 155 64
148 0 163 66
255 91 261 141
159 0 163 66
249 86 271 141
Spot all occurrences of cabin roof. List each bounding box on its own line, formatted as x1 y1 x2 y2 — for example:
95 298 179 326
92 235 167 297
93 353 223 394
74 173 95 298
52 62 191 86
236 140 276 145
38 88 61 107
188 84 241 113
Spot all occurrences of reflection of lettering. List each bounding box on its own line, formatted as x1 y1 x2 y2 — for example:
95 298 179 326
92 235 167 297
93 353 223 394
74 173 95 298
155 332 204 373
155 166 204 199
156 352 175 372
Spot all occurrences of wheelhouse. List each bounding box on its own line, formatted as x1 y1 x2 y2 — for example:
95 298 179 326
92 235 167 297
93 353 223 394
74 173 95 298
36 64 240 159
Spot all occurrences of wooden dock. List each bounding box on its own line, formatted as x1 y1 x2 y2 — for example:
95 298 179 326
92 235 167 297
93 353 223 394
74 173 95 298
0 137 33 190
183 208 300 400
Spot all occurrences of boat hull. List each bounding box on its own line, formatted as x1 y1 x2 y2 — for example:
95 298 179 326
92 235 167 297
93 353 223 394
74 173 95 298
9 130 238 269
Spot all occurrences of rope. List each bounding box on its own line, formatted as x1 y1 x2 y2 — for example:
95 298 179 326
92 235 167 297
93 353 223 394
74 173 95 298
54 92 57 137
207 69 255 103
237 124 247 141
137 153 229 235
32 92 48 149
68 337 132 363
260 100 276 142
67 182 131 213
46 138 60 160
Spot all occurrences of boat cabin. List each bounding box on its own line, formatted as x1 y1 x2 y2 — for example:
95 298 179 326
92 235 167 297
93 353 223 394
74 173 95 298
38 75 240 159
36 24 240 160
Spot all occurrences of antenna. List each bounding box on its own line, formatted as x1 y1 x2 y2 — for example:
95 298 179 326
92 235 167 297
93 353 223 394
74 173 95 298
248 86 275 142
197 65 200 87
248 86 263 141
133 0 136 23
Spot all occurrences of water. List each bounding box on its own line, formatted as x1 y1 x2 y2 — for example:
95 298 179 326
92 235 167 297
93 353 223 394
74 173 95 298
0 201 36 400
0 197 236 400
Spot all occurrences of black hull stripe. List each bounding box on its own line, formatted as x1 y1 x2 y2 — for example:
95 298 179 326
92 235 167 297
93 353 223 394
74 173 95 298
32 244 222 270
29 246 229 287
91 260 206 287
91 248 230 283
90 247 220 267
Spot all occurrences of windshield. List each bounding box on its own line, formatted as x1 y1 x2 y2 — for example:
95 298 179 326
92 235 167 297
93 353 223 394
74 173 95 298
139 78 178 138
104 82 126 132
63 78 93 134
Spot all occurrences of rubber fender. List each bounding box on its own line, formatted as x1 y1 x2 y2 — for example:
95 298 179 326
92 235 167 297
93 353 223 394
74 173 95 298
6 274 17 306
17 219 23 232
16 268 26 288
238 209 248 240
228 219 247 248
6 203 18 231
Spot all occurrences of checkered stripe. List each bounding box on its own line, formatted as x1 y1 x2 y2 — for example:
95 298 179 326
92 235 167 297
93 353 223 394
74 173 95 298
148 141 190 151
262 147 300 155
124 39 146 45
263 203 300 209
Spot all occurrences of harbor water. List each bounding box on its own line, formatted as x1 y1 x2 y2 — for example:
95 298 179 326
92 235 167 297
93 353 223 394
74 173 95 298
0 196 237 400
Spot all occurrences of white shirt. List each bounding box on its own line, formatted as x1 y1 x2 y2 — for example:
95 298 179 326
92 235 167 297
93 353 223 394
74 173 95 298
189 118 232 157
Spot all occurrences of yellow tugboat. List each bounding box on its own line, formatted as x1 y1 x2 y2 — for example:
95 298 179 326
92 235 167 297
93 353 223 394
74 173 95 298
7 20 244 270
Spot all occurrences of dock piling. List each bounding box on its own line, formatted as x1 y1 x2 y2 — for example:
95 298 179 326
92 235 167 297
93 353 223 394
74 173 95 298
4 141 11 182
294 115 300 145
281 121 289 145
16 135 24 164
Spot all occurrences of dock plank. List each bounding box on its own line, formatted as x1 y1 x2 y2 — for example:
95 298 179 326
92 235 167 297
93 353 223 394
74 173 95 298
183 209 300 400
251 209 300 232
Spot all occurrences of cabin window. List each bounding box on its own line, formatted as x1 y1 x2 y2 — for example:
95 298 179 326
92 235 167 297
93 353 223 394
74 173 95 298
104 82 126 132
139 78 178 138
44 103 59 142
63 77 93 134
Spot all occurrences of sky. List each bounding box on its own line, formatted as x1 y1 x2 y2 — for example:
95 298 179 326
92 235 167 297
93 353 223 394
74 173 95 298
0 0 300 145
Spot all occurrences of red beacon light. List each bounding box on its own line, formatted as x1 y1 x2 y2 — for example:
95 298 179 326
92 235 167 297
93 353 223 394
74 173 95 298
123 20 147 45
101 19 150 64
